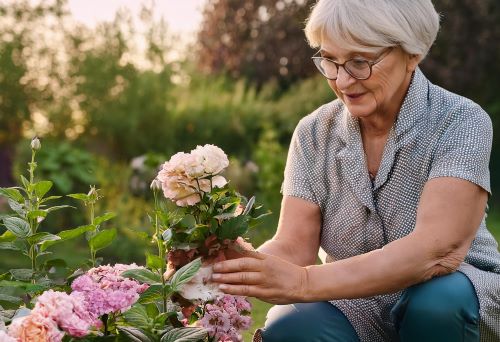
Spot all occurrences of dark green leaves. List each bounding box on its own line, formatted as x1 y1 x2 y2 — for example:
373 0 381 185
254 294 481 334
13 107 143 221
3 217 30 238
218 215 248 240
117 326 153 342
94 212 116 226
0 188 23 202
160 327 207 342
33 180 52 199
121 268 162 285
122 304 151 330
170 258 201 291
89 228 117 252
40 225 95 251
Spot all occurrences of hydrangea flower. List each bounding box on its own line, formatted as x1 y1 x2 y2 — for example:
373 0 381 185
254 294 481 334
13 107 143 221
71 263 149 318
198 295 252 342
34 290 95 337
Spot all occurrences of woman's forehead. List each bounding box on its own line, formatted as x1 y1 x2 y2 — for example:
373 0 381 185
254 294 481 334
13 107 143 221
319 38 382 58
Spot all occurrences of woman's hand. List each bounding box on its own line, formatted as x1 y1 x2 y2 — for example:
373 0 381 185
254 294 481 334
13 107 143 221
211 250 309 304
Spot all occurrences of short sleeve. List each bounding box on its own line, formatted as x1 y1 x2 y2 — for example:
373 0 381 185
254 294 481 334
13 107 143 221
428 104 493 194
281 116 320 205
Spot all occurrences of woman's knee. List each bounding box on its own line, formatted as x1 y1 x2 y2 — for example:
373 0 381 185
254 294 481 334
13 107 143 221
260 302 359 342
391 271 480 340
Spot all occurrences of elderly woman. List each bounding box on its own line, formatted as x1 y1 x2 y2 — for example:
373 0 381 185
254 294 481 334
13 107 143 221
211 0 500 341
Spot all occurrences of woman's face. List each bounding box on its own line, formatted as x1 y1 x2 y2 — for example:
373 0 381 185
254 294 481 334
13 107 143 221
320 38 419 120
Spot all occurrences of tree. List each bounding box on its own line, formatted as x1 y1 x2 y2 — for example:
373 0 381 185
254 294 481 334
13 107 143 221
0 0 66 186
196 0 316 89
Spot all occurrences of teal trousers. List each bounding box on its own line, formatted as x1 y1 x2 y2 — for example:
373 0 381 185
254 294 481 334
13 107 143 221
259 272 480 341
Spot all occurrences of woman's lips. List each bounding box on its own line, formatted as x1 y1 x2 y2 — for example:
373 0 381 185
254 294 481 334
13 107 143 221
345 93 365 100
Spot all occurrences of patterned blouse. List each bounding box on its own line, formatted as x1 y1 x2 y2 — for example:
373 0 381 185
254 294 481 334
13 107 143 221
281 68 500 341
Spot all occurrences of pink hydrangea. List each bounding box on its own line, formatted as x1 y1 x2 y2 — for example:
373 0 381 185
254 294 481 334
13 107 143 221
33 290 95 337
71 264 149 319
198 295 252 342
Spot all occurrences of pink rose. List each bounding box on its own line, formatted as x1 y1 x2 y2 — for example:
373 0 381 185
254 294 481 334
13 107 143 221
8 314 64 342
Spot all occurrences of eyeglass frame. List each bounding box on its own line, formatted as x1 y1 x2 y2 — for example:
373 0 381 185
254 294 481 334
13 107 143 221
311 47 394 81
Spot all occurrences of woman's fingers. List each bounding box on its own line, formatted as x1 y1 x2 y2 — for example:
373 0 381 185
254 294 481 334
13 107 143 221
211 271 263 284
213 256 262 273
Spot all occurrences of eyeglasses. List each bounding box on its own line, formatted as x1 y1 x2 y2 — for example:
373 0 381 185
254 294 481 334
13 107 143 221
311 48 393 81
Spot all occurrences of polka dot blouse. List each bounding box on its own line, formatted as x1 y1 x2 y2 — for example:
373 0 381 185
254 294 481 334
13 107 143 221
281 68 500 341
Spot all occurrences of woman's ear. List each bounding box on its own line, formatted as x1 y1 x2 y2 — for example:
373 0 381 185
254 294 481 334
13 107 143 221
407 54 421 73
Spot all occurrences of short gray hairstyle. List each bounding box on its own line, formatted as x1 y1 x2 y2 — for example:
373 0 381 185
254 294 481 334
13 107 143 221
305 0 440 59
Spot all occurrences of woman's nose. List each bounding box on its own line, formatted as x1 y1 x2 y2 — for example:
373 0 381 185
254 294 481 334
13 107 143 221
335 66 356 90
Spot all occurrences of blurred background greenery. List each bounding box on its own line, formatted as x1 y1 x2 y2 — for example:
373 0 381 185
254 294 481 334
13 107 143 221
0 0 499 340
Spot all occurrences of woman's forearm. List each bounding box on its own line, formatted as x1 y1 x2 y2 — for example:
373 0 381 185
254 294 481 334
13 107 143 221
302 232 463 301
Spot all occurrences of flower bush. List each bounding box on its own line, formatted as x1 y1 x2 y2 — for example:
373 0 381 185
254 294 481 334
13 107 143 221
0 139 268 341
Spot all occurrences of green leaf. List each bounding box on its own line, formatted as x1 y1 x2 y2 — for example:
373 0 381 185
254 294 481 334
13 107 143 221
39 195 62 204
160 327 207 342
121 269 162 285
0 188 24 202
0 242 20 251
0 231 16 242
3 217 30 238
27 210 48 221
217 215 248 240
170 258 201 292
146 253 163 270
33 181 52 199
45 205 73 213
94 212 116 226
0 294 21 304
180 215 196 229
0 280 46 293
117 326 152 342
40 225 95 251
20 176 29 189
0 309 17 322
122 304 151 330
67 193 90 201
138 284 163 304
7 199 25 215
26 232 60 246
242 196 255 216
9 268 34 281
89 228 116 252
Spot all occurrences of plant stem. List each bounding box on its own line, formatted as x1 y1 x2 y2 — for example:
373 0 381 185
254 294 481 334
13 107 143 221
89 200 96 267
28 149 38 282
154 191 168 313
102 314 109 336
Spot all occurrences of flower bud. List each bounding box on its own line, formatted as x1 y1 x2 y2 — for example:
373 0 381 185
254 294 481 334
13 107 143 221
30 137 41 150
87 185 100 202
150 178 162 191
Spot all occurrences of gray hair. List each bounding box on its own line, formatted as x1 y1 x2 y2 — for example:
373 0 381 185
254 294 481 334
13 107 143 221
305 0 440 59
